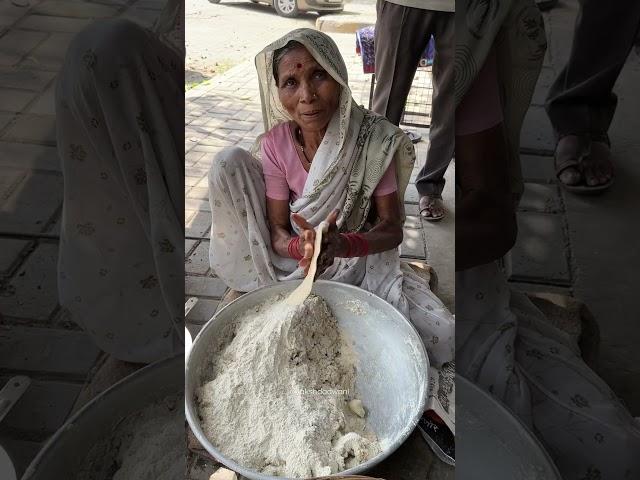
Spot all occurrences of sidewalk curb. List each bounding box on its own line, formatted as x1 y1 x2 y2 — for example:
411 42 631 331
316 14 376 33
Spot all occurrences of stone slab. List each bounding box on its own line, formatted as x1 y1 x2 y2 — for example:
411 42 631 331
520 106 555 154
0 325 100 376
0 111 14 130
519 183 562 214
0 243 60 320
185 275 226 299
0 377 82 436
18 14 92 33
0 88 37 112
0 237 29 275
400 227 426 259
0 29 47 67
32 0 121 19
186 209 211 239
185 240 210 275
24 32 75 69
0 66 55 90
2 114 56 144
185 297 219 325
0 169 63 235
509 211 571 285
27 81 56 115
520 154 555 183
0 142 60 171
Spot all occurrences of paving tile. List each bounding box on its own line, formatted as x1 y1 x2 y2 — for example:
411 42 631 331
0 243 60 320
0 29 47 67
32 0 120 18
519 183 562 214
27 81 56 115
403 185 420 204
1 377 82 436
0 88 37 112
185 240 210 275
0 142 60 171
0 238 30 275
185 274 226 299
0 1 35 28
187 186 209 201
509 212 571 284
185 297 219 326
121 6 161 29
520 106 555 154
24 32 75 69
521 154 555 183
0 170 62 234
0 325 100 375
399 227 426 259
186 209 211 238
185 238 197 257
0 111 15 130
0 66 55 90
2 114 56 144
18 14 92 33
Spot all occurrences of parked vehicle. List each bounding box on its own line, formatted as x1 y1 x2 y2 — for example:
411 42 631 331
209 0 344 18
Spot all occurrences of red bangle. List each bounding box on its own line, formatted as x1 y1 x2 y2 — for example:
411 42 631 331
287 236 303 260
341 233 369 257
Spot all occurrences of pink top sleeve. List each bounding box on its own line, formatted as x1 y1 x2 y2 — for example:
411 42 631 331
372 161 398 197
261 132 290 201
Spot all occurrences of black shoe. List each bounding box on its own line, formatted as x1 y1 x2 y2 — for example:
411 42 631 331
418 412 455 466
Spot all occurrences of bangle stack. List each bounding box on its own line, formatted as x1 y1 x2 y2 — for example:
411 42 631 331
341 233 369 258
287 236 303 260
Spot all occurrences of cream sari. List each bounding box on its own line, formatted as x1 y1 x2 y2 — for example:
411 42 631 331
208 28 455 429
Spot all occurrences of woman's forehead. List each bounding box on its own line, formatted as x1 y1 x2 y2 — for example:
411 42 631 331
277 47 320 74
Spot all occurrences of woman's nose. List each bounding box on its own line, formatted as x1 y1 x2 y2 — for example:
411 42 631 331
300 82 316 103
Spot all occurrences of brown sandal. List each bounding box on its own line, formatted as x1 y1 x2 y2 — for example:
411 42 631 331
419 195 445 222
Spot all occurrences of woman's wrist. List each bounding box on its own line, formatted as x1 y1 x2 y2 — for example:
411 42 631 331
338 233 369 258
287 236 304 260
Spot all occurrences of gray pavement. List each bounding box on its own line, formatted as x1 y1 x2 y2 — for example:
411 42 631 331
0 0 167 475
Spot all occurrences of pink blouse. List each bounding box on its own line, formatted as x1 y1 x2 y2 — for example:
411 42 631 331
261 122 398 202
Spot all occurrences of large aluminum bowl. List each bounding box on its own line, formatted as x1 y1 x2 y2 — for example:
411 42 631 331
185 280 429 480
457 374 562 479
22 355 183 479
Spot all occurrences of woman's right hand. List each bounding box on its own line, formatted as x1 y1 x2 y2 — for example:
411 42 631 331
291 213 316 275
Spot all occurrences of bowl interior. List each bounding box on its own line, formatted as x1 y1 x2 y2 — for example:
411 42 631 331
186 280 429 480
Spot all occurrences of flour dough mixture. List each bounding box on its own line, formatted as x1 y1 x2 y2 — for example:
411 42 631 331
77 395 183 480
197 294 381 478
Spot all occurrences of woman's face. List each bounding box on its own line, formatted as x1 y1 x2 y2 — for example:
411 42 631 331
276 46 340 134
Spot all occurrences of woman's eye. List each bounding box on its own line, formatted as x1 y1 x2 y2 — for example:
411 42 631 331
314 70 326 79
283 78 296 87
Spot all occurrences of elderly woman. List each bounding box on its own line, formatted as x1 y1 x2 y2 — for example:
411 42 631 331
208 28 455 427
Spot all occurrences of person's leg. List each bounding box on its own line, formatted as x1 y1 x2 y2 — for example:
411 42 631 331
371 0 434 125
546 0 640 189
455 49 515 271
56 18 184 363
415 12 455 221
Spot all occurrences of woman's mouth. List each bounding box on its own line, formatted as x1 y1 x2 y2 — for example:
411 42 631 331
302 110 322 118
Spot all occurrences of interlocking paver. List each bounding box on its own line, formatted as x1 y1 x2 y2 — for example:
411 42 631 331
0 88 38 112
18 14 92 33
0 243 60 320
2 113 56 144
0 29 47 67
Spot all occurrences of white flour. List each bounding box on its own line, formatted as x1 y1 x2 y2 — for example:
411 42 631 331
197 294 380 478
77 395 183 480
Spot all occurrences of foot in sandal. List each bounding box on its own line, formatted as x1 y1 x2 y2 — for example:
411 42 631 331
555 134 614 194
419 195 445 222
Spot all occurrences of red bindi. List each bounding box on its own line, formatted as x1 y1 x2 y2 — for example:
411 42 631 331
296 63 302 68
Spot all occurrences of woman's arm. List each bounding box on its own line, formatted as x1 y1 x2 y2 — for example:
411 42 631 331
358 191 404 254
266 197 315 269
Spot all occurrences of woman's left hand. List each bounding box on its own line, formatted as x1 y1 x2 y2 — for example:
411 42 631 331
316 209 348 277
